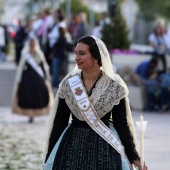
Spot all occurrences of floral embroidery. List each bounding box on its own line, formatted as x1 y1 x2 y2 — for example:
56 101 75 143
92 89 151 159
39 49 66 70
74 87 83 96
59 73 127 121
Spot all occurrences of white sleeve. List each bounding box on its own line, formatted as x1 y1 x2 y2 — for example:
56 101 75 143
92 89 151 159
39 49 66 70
148 33 155 43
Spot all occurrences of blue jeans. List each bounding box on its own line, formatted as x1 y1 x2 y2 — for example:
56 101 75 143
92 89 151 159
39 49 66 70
0 46 2 60
0 46 6 62
52 57 62 87
160 88 170 110
146 91 160 111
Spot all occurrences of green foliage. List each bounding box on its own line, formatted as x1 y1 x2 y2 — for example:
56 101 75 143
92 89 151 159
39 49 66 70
102 2 130 50
138 0 170 20
60 0 100 21
60 0 88 15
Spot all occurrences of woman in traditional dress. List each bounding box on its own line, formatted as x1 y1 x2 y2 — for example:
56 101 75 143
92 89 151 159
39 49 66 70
11 38 54 123
43 36 148 170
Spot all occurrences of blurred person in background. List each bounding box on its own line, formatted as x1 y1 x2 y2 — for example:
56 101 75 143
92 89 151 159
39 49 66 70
11 38 54 123
161 25 170 60
99 12 110 28
68 13 81 45
13 19 28 65
158 72 170 111
2 24 10 58
47 8 67 73
51 26 68 89
32 11 43 36
148 21 168 73
91 20 103 39
145 70 161 111
135 57 158 111
37 9 53 57
75 12 88 44
0 23 6 62
26 20 35 40
136 57 158 83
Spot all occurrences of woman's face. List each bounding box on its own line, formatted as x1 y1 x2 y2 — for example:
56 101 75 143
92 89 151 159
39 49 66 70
75 42 96 71
29 40 35 51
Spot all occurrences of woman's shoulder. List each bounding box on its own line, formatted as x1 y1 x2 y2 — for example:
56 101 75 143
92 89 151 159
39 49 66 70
104 73 129 95
59 72 82 98
58 73 77 98
113 74 126 84
104 72 126 86
58 77 69 99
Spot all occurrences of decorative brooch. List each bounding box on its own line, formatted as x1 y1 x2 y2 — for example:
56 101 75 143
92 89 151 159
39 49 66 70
74 87 83 96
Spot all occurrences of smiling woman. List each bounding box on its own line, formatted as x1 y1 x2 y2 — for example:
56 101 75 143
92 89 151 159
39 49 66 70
43 35 148 170
75 41 101 93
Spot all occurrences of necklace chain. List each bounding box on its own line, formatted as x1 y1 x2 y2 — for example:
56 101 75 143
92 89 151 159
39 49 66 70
83 75 98 87
90 78 95 87
82 71 102 88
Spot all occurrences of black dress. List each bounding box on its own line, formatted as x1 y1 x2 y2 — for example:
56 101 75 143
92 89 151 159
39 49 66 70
45 75 139 170
17 61 49 109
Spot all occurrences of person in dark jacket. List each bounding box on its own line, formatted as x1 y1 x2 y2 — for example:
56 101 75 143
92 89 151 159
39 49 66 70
135 57 158 111
136 57 158 82
51 26 67 88
145 70 161 111
13 19 27 65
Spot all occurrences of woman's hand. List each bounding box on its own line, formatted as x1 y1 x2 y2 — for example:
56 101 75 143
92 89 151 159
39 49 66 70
132 160 148 170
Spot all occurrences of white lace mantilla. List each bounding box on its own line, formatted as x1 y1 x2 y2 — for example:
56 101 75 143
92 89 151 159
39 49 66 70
59 73 128 121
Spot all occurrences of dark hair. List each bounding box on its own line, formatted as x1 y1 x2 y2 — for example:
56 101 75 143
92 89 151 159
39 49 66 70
58 27 65 36
150 57 158 65
57 9 65 21
148 70 157 77
77 36 102 66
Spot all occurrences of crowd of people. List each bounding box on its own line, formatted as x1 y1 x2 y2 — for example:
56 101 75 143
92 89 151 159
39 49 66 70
12 9 89 88
134 20 170 112
116 19 170 113
11 8 105 87
136 57 170 112
1 8 170 122
4 8 106 123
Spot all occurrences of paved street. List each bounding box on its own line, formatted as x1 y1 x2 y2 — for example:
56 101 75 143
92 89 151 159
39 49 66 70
0 107 170 170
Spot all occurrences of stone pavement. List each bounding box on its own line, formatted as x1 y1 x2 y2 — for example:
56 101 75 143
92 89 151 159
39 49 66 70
0 107 170 170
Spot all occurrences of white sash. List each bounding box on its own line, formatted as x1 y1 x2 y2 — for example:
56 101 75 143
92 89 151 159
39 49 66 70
67 74 132 169
26 53 45 78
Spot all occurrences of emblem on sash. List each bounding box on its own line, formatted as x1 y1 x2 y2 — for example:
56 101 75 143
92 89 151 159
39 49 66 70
74 87 83 96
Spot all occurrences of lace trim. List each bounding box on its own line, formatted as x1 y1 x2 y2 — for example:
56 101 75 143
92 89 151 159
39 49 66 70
59 73 128 121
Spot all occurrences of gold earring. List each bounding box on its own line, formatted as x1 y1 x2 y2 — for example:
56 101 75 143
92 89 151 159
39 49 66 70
94 60 99 70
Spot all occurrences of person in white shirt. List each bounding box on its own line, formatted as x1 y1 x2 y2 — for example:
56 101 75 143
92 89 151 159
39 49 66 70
148 22 168 73
163 27 170 54
91 20 103 39
32 12 43 38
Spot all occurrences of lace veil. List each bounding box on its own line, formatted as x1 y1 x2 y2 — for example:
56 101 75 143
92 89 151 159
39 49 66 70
43 36 138 161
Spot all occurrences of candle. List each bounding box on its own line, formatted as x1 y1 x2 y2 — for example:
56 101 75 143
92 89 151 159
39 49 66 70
136 115 147 170
140 114 143 122
140 115 144 170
